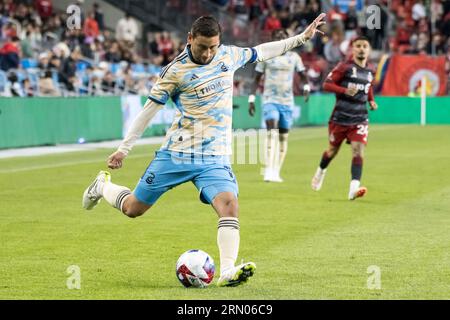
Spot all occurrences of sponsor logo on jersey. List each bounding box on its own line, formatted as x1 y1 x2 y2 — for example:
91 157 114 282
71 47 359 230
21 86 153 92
194 77 232 99
348 82 371 94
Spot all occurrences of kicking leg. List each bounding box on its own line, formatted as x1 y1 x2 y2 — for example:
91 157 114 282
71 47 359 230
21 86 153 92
82 171 151 218
212 192 255 287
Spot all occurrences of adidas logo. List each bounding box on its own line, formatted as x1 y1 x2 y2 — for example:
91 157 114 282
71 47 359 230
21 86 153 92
190 74 199 81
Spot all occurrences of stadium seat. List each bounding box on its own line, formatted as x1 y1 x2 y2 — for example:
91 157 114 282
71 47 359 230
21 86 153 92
110 63 120 75
76 61 91 72
132 63 146 74
21 59 38 69
0 70 7 94
148 64 162 76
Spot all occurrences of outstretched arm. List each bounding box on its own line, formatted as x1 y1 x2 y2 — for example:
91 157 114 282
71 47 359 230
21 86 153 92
108 99 163 169
254 13 326 62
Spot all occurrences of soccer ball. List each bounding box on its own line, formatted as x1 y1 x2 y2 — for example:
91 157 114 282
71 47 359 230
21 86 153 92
176 249 215 288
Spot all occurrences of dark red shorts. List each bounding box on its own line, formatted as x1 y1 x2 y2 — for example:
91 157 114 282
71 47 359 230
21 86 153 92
328 122 369 147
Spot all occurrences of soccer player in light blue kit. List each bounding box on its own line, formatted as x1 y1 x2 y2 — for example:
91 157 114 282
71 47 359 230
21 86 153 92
249 29 310 183
82 15 326 287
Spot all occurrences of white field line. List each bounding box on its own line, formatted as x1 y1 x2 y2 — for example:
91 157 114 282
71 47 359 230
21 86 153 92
0 126 404 174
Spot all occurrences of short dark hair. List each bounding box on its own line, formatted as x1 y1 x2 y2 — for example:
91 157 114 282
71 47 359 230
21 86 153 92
191 16 221 38
352 35 371 45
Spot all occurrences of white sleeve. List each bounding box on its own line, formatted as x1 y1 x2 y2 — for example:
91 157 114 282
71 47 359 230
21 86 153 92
255 61 265 73
254 33 307 62
117 99 163 155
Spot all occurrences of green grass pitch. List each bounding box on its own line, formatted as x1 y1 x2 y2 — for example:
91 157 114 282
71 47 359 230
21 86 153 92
1 125 449 299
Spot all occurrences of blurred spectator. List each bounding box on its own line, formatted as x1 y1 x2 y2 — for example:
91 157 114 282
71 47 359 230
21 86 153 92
115 12 138 45
93 3 105 31
3 22 19 39
84 11 100 39
396 18 411 46
328 4 346 24
38 51 50 69
6 71 23 97
431 32 446 55
344 3 358 39
292 2 308 30
230 0 248 19
3 0 16 14
38 70 59 96
264 10 282 31
59 47 81 92
304 0 321 25
248 0 264 22
105 41 121 63
324 28 345 65
158 31 174 66
20 30 34 58
101 71 116 94
90 75 103 95
279 7 291 29
0 36 21 71
412 0 426 24
35 0 53 20
149 32 161 56
22 78 34 97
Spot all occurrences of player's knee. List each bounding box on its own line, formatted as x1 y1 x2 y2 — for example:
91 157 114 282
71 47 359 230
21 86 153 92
352 147 364 158
226 200 239 217
327 147 339 158
218 197 239 218
124 208 147 218
122 198 151 218
266 120 276 129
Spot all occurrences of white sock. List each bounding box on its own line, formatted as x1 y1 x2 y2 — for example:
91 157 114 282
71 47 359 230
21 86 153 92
102 182 131 212
267 129 279 174
265 130 273 173
349 179 360 196
278 133 289 174
217 217 240 274
317 167 327 175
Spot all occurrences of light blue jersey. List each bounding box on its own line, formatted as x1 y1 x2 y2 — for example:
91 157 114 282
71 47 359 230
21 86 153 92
135 44 256 205
148 44 256 155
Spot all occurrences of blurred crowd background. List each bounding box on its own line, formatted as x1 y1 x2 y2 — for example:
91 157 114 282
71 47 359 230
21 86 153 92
0 0 449 97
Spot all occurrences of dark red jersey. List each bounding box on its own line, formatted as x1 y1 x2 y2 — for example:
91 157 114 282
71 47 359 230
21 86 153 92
323 61 375 126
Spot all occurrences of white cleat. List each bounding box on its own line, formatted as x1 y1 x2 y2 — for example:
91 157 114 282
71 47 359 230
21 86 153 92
82 170 111 210
264 168 274 182
217 262 256 287
271 170 284 183
348 187 367 200
311 167 326 191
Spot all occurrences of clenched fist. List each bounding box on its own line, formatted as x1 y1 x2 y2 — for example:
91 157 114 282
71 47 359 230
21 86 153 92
107 150 127 169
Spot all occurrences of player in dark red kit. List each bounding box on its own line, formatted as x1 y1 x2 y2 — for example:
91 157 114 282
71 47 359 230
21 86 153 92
311 36 378 200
